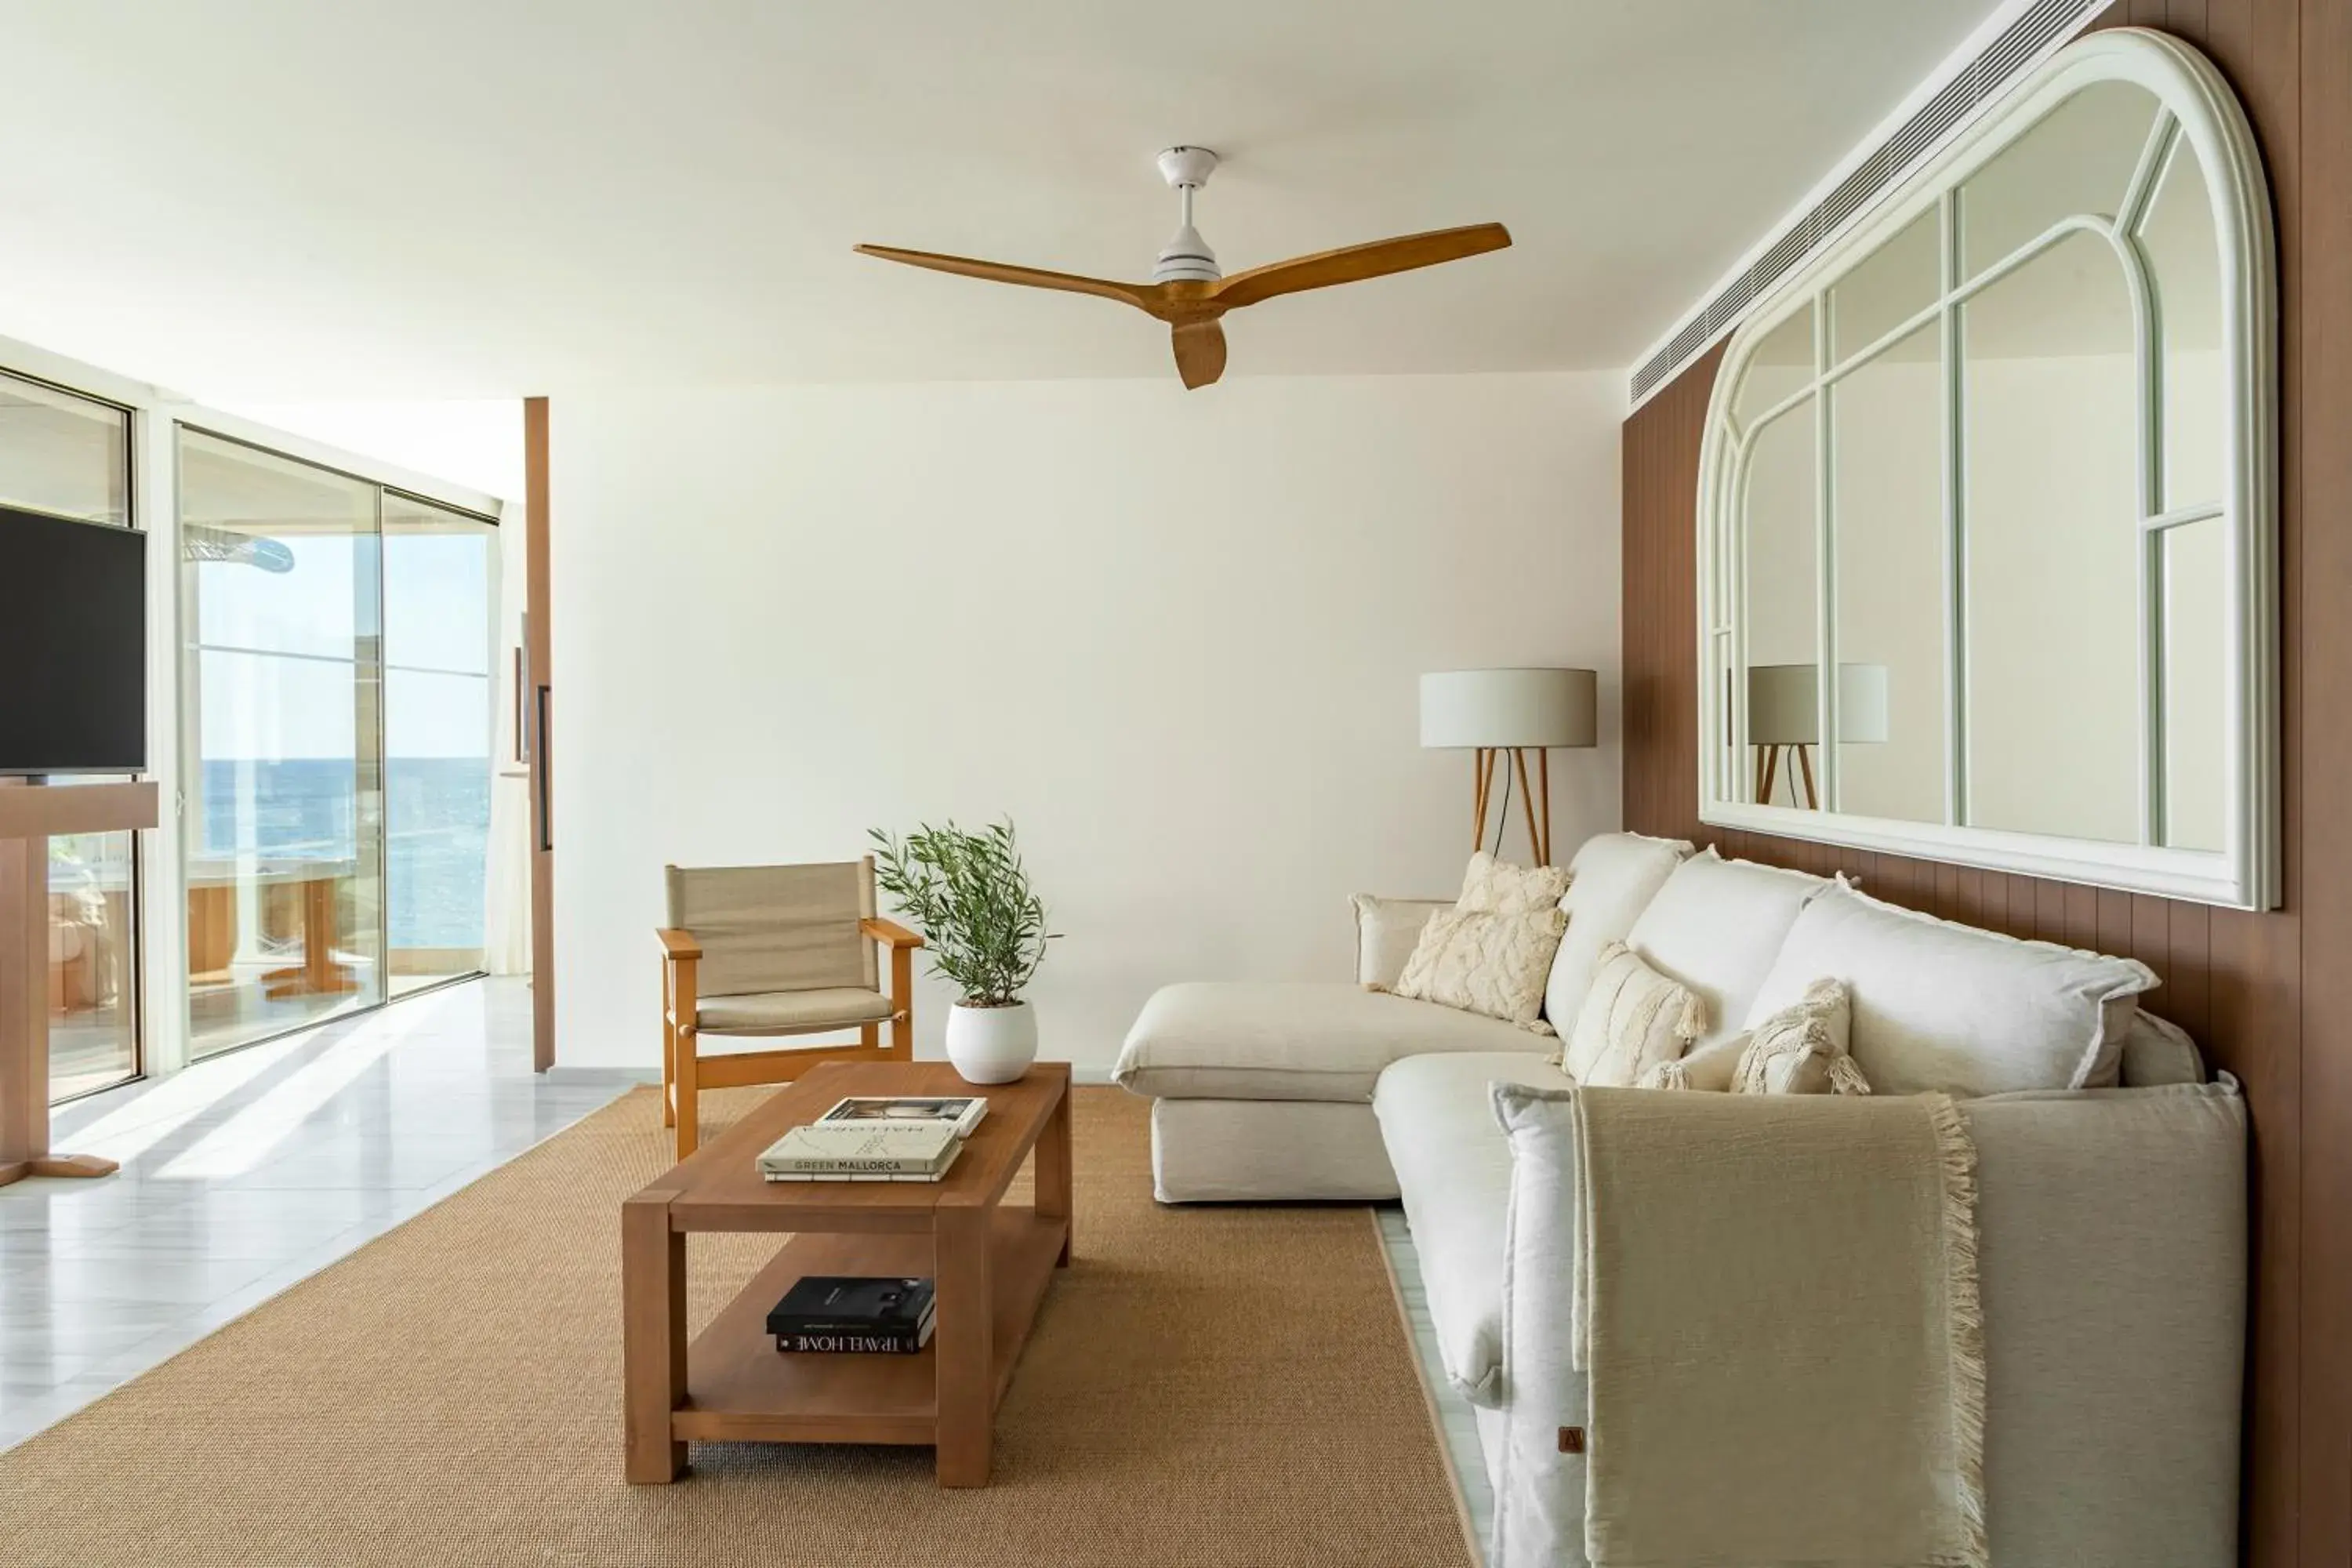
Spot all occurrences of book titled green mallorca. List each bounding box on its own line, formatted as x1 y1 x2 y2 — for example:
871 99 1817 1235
757 1120 964 1181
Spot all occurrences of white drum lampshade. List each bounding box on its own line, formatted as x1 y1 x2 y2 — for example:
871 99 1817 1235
1419 669 1598 866
1419 669 1598 750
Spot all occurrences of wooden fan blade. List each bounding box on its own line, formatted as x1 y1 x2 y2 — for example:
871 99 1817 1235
1171 320 1228 390
854 245 1156 312
1210 223 1511 310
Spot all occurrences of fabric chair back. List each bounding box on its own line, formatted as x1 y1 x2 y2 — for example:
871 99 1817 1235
664 859 877 998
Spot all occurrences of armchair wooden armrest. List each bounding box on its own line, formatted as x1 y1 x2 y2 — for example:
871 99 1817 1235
655 927 703 960
859 916 926 949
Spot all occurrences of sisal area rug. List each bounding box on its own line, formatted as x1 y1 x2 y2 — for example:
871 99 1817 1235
0 1086 1472 1567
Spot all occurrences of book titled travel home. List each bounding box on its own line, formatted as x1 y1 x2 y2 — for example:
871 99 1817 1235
770 1276 935 1353
757 1122 959 1178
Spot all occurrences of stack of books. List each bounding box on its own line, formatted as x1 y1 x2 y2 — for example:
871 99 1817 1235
757 1094 988 1183
768 1276 936 1354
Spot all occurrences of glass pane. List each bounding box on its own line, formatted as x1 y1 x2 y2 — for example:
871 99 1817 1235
2161 517 2227 851
1830 209 1942 364
48 830 136 1100
1831 322 1946 822
1741 397 1819 807
0 372 129 524
1962 229 2141 842
1734 302 1815 433
1959 79 2163 278
181 430 385 1057
2140 134 2225 510
383 494 496 993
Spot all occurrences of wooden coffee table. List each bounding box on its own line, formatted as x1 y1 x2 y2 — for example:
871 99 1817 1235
621 1059 1072 1487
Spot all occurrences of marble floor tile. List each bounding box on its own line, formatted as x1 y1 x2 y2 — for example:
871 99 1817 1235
0 977 635 1450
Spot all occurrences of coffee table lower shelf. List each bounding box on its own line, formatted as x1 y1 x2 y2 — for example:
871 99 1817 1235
670 1206 1066 1450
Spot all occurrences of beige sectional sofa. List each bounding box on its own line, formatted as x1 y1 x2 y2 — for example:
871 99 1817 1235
1113 831 2246 1568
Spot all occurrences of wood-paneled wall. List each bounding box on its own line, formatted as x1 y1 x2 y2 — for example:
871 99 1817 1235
1619 5 2349 1563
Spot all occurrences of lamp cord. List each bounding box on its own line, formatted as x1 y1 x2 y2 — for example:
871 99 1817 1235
1488 753 1514 858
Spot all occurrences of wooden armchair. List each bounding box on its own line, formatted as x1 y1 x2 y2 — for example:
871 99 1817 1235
656 856 924 1158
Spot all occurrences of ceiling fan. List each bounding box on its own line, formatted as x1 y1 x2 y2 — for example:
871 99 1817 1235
855 147 1511 390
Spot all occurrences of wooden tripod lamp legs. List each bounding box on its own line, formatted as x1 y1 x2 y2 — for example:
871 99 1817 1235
1468 746 1555 866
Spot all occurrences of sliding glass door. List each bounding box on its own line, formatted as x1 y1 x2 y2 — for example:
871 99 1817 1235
0 371 143 1102
180 432 386 1057
383 495 497 993
179 429 500 1058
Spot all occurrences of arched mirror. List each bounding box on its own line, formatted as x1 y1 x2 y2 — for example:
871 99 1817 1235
1697 28 2276 909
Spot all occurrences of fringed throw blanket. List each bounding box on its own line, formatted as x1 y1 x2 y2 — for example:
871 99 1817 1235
1572 1086 1987 1568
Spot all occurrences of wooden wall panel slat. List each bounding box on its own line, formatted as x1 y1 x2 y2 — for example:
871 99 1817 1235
2099 888 2136 964
2007 873 2039 939
2134 895 2172 985
2295 0 2350 1557
2036 878 2067 944
1616 9 2337 1558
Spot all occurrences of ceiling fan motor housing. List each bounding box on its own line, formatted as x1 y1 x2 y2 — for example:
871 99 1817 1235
1152 145 1222 283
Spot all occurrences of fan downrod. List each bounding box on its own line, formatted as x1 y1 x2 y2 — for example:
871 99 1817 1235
1152 146 1221 285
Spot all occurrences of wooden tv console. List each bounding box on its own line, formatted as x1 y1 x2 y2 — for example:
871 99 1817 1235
0 779 158 1186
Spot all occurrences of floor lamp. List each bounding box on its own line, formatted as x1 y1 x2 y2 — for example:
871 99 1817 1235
1420 669 1598 867
1747 662 1888 808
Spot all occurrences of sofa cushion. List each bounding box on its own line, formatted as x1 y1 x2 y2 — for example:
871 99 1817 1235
1542 832 1694 1031
1744 880 2156 1095
1624 849 1831 1047
1562 942 1703 1087
1114 982 1541 1101
1373 1051 1573 1405
1351 894 1452 990
1640 1032 1748 1091
2121 1008 2206 1087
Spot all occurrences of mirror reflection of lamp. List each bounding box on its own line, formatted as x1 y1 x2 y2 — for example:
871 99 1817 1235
1748 663 1889 809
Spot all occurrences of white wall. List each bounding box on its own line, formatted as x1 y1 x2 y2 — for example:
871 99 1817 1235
550 373 1622 1072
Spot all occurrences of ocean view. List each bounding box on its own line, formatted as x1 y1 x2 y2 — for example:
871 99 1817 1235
199 757 492 947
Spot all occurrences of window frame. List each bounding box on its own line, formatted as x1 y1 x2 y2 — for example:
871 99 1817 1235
1694 27 2278 909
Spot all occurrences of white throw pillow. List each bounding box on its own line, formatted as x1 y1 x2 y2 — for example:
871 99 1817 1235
1624 849 1831 1048
1733 978 1871 1095
1743 879 2156 1095
1395 906 1568 1033
1563 942 1704 1086
1542 832 1693 1034
1457 851 1572 915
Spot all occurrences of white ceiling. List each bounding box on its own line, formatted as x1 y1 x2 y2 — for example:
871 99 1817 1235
0 0 2004 399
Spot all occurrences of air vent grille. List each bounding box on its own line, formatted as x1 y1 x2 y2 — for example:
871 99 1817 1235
1629 0 2104 405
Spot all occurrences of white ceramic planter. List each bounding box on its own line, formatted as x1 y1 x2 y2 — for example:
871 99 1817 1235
945 1000 1036 1085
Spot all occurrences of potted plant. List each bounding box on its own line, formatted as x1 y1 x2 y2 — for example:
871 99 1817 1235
869 818 1054 1084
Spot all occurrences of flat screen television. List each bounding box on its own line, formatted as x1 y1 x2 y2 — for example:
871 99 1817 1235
0 504 147 775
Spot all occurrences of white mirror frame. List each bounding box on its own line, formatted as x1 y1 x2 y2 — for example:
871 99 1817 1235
1695 28 2278 909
